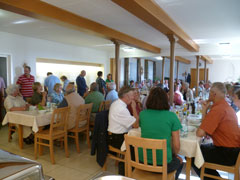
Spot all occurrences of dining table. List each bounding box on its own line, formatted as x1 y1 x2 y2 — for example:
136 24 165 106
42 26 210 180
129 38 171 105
121 127 204 180
2 110 52 149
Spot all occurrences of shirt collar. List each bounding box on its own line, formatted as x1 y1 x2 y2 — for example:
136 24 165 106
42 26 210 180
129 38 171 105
212 98 227 107
119 99 127 107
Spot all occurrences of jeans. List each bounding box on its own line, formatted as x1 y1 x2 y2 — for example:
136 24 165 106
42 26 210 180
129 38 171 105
192 144 240 180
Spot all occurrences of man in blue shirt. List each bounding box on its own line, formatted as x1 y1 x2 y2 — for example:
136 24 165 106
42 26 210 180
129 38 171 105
76 70 88 97
106 82 118 103
44 72 60 95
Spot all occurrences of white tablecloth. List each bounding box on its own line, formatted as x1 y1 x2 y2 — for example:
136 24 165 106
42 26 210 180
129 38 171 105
2 111 52 133
121 128 204 168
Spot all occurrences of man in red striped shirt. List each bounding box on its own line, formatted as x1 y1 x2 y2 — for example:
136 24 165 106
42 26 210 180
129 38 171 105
16 66 35 99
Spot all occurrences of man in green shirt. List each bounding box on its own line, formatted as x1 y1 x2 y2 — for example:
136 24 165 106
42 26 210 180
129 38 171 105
85 82 104 113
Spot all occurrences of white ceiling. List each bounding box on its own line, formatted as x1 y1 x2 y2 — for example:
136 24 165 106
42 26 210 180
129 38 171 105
0 0 240 61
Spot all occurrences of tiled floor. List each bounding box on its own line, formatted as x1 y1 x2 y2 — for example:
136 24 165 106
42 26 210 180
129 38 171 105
0 125 201 180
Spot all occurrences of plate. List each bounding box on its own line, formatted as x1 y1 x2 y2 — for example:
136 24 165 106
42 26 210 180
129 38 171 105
188 125 196 132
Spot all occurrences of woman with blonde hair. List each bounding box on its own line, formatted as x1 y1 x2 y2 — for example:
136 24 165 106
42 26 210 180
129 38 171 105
50 83 64 105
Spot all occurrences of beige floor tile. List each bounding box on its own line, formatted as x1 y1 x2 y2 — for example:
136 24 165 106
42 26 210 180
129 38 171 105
46 165 92 180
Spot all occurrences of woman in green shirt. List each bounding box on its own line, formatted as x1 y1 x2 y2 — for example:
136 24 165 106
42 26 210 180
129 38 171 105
31 82 47 106
106 73 114 83
139 87 183 180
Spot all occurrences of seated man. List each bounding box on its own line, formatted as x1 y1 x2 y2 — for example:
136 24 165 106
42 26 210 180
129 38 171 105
105 82 118 104
193 82 240 179
85 82 104 121
58 83 85 129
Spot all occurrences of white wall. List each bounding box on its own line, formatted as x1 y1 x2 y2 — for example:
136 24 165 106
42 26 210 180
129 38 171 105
0 31 110 84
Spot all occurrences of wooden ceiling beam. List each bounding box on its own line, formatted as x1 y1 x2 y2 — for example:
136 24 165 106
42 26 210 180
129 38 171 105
166 56 191 64
112 0 199 52
0 0 161 53
200 55 213 64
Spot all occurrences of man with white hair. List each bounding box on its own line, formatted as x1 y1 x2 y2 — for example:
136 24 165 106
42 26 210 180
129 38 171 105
106 82 118 103
181 82 193 101
193 82 240 179
58 83 85 129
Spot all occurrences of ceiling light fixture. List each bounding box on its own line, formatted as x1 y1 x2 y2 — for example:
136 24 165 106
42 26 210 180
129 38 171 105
155 56 163 60
12 19 35 24
122 47 135 52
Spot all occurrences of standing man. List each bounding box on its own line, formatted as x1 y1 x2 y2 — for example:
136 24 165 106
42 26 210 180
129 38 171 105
76 70 88 97
193 82 240 179
96 71 106 95
16 66 35 99
44 72 60 95
0 76 6 123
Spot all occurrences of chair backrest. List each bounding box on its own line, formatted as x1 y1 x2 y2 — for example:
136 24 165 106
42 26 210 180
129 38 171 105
235 152 240 168
75 103 93 128
98 100 111 112
49 107 70 136
125 134 168 180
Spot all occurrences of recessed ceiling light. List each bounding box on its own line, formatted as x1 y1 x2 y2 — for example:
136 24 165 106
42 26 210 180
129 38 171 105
218 42 231 46
12 19 35 24
156 56 163 60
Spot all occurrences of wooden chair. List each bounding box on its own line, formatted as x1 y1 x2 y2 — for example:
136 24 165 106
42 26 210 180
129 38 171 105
200 152 240 180
125 135 176 180
34 107 70 164
102 145 128 176
98 100 111 112
68 103 93 152
8 123 17 142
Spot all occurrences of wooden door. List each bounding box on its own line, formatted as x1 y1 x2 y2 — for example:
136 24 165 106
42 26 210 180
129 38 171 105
190 68 208 89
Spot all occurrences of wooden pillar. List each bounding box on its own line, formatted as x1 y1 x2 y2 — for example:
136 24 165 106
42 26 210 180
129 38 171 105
196 55 200 96
167 35 176 106
176 60 179 80
161 57 165 84
124 58 129 86
204 60 207 83
114 41 120 91
153 61 156 82
137 58 141 83
144 59 148 80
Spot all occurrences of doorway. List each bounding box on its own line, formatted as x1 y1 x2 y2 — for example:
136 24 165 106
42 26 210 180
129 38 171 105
190 68 209 89
0 57 8 86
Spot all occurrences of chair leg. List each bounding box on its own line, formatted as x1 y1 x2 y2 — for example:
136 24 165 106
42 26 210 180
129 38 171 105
75 132 80 153
39 139 43 156
200 165 205 180
49 139 55 164
86 129 90 148
234 169 239 180
102 156 108 171
34 136 38 159
64 134 69 158
124 158 128 177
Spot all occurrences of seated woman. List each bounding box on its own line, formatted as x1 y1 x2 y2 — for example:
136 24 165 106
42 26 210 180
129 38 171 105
174 84 184 105
4 84 33 144
50 83 64 105
139 87 183 180
127 89 142 115
233 89 240 125
31 82 47 106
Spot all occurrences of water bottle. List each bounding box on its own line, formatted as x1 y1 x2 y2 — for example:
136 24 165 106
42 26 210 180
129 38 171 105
181 115 188 138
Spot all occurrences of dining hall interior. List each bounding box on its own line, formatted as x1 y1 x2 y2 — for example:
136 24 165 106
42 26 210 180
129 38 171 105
0 0 239 180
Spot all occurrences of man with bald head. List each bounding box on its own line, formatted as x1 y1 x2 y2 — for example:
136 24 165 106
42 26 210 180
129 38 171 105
193 82 240 179
58 83 85 129
76 70 88 97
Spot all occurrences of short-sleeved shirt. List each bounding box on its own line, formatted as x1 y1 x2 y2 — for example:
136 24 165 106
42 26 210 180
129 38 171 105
106 79 114 83
76 75 87 96
31 92 43 105
0 77 6 89
139 110 182 165
108 99 136 134
4 95 26 112
106 90 118 103
200 99 240 147
50 91 64 105
85 91 104 113
16 74 35 97
44 75 60 95
96 77 106 94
